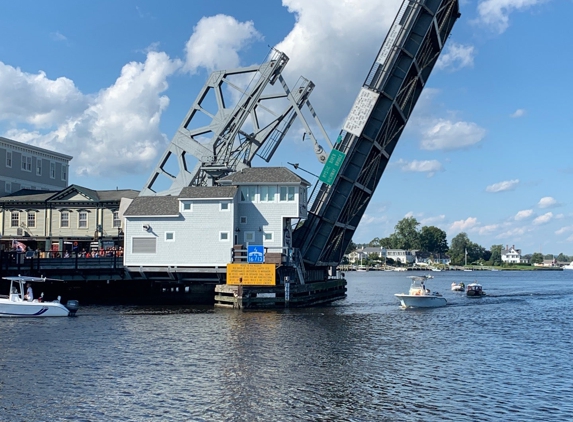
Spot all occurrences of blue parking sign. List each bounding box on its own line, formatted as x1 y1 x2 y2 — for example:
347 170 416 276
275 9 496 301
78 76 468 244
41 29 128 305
247 245 264 263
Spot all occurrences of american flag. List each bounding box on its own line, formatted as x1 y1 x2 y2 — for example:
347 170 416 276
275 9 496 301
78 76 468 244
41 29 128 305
12 240 27 251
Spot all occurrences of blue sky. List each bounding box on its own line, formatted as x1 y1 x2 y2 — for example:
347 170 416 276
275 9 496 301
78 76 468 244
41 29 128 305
1 0 572 255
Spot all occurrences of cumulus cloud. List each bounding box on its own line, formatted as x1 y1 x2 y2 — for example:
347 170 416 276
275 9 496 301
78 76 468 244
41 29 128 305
420 119 487 151
0 62 87 127
511 109 526 118
420 215 446 226
497 226 528 238
449 217 479 234
50 31 67 42
533 212 553 225
436 42 475 71
538 196 558 208
396 159 443 177
4 51 182 178
183 15 262 73
476 0 549 34
515 209 533 221
486 179 519 193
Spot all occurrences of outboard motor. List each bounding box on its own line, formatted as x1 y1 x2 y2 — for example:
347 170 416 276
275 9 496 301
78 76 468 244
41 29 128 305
65 300 80 316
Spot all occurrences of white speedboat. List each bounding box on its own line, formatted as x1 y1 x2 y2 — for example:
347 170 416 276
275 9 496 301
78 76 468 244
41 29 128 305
451 282 465 291
395 275 447 308
563 262 573 270
0 276 79 317
466 282 486 297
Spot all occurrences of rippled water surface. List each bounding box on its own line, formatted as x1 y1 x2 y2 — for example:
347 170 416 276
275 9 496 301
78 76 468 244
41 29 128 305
2 270 573 421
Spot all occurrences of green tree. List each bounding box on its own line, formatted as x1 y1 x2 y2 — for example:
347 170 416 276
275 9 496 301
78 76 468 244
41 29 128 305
369 237 381 247
530 252 544 264
556 253 568 263
419 226 448 254
345 240 357 255
489 245 503 265
393 217 421 250
449 233 470 265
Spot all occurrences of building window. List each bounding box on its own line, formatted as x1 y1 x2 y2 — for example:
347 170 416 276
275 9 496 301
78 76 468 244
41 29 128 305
182 202 192 212
6 151 12 168
113 211 121 228
27 212 36 228
132 237 156 254
240 186 256 202
220 231 230 241
260 186 276 202
60 211 69 228
5 182 11 193
61 165 67 181
50 162 56 179
244 231 255 243
263 231 274 242
36 159 42 176
21 155 32 172
279 186 295 202
78 212 88 228
240 216 247 224
10 211 19 227
165 232 175 241
220 202 229 211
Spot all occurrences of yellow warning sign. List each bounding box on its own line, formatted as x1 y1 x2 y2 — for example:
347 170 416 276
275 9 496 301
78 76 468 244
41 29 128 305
227 263 276 285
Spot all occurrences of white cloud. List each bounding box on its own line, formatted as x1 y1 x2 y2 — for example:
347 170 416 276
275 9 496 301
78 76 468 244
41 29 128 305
276 0 400 128
420 119 486 151
449 217 479 234
436 42 475 71
4 51 182 178
183 15 262 74
396 159 443 177
476 0 549 34
420 215 446 226
515 209 533 221
50 31 67 42
533 212 553 225
497 226 528 238
0 62 87 127
555 226 573 236
511 108 526 118
478 224 501 235
486 179 519 193
538 196 558 208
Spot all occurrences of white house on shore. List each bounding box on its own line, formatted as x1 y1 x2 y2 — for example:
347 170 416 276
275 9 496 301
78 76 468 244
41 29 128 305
501 245 528 264
123 167 310 269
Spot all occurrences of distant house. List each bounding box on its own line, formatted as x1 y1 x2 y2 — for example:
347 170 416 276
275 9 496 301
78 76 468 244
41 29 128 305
347 246 385 264
384 249 415 264
501 245 528 264
413 251 450 266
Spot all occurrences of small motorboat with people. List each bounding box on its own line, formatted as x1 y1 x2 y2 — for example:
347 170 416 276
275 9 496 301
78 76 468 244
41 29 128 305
451 282 465 292
466 282 486 297
0 276 79 317
395 275 447 308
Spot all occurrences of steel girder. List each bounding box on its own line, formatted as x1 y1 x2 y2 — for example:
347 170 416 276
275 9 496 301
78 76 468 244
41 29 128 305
293 0 460 267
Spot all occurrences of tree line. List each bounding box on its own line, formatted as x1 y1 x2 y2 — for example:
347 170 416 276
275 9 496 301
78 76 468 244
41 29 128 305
347 217 573 266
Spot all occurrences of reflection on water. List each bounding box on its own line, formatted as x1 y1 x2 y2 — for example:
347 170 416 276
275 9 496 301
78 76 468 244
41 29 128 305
2 270 573 421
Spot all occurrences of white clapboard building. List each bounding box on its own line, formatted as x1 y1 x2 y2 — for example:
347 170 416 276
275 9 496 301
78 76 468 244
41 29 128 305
123 167 310 269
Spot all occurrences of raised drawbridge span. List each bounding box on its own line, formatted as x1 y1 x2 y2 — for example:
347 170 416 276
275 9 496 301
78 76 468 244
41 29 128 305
292 0 460 271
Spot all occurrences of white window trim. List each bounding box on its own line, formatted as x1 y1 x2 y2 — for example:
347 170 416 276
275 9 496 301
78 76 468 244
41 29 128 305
6 151 12 168
21 155 32 172
61 165 67 181
165 232 175 242
27 212 36 228
5 182 11 193
60 211 70 228
240 216 247 224
36 159 42 176
263 231 274 242
219 231 230 241
50 162 56 179
78 211 88 229
181 202 192 212
220 201 230 211
279 186 296 202
260 186 277 202
244 231 255 243
10 211 19 227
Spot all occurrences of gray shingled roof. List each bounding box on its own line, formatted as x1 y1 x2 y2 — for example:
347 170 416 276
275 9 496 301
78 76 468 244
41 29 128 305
219 167 310 186
98 189 140 201
179 186 237 199
0 189 58 203
123 196 179 216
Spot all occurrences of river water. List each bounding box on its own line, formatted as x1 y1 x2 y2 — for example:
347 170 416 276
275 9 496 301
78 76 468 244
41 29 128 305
2 270 573 421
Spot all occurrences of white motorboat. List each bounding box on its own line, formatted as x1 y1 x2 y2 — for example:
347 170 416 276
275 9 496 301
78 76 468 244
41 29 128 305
563 262 573 270
0 276 79 317
395 275 447 308
466 282 486 297
451 282 465 291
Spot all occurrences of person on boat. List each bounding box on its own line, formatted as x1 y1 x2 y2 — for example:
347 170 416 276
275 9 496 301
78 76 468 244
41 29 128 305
24 283 34 301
